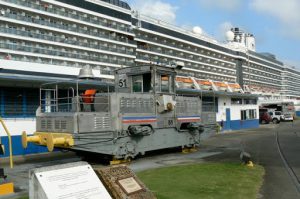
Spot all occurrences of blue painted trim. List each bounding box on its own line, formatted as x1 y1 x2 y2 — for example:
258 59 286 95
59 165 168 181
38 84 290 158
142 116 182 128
219 119 259 131
225 108 231 130
0 135 49 157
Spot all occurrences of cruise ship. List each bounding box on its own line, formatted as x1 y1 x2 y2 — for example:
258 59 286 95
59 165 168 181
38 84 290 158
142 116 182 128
0 0 299 157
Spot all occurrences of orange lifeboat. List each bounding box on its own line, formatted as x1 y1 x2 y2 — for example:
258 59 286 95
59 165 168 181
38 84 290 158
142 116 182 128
176 77 193 88
197 80 212 85
214 82 227 91
197 80 212 90
228 83 241 92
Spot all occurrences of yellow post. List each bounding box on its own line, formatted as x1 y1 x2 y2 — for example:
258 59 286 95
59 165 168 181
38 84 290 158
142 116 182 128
0 118 13 168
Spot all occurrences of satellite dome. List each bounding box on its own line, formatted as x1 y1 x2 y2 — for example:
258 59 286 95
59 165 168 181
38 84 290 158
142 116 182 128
225 31 234 41
192 26 203 35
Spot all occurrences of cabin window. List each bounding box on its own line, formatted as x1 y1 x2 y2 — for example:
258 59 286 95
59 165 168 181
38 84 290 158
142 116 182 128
132 73 152 93
132 75 142 93
160 75 170 93
143 73 152 92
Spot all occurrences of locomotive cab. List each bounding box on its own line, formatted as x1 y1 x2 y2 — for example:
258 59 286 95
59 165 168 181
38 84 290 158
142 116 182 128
115 65 176 94
115 65 177 113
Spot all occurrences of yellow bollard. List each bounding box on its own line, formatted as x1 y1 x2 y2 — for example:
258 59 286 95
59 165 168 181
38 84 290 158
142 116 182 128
246 161 254 167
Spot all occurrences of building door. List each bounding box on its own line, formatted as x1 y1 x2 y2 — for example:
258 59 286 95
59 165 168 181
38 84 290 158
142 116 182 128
225 108 231 130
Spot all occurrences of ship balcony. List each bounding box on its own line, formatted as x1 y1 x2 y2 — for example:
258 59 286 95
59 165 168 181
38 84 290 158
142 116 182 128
0 42 135 66
1 13 136 45
137 44 236 71
136 34 235 64
2 0 133 33
0 27 136 55
0 44 135 68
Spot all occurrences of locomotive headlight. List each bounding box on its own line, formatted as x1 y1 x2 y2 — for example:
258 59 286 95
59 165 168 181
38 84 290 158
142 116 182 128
167 102 174 111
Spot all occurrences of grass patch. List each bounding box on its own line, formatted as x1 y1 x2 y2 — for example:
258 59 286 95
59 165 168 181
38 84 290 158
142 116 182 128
137 163 264 199
17 163 264 199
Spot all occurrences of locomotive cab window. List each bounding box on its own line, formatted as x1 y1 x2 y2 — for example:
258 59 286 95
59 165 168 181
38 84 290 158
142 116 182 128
132 75 142 93
160 75 169 92
132 73 152 93
159 74 174 93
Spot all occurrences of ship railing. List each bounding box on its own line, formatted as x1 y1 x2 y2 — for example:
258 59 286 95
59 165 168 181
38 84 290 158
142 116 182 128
2 0 133 33
0 27 135 55
0 42 135 67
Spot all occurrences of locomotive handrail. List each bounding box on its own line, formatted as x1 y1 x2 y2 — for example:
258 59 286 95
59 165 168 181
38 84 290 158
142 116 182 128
39 79 113 113
40 94 111 113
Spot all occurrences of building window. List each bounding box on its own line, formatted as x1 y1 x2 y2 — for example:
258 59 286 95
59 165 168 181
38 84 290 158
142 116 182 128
0 87 39 118
241 109 257 120
231 98 242 105
244 99 257 105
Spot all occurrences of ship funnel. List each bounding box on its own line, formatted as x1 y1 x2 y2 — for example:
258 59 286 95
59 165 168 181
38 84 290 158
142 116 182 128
78 65 95 79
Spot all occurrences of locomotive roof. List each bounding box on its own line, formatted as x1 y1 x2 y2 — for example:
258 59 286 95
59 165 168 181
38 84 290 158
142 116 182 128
115 65 177 75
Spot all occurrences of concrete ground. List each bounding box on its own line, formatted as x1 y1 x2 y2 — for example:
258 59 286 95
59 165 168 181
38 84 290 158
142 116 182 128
1 121 300 199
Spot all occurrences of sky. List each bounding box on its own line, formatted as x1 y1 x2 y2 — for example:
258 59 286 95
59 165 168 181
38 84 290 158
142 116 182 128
126 0 300 69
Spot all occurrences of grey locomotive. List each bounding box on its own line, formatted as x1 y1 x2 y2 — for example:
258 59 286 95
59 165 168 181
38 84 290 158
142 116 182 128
22 64 204 160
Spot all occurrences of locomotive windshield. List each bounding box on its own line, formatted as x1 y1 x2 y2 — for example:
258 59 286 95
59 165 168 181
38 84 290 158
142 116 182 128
132 73 152 93
160 74 171 93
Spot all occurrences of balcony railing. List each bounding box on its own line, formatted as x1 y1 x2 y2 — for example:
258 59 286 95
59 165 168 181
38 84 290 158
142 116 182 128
2 0 133 33
0 27 135 56
0 41 136 65
2 12 136 45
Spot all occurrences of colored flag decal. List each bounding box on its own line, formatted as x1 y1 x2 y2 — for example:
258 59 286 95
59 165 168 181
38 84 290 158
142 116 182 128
177 116 201 122
122 116 157 124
